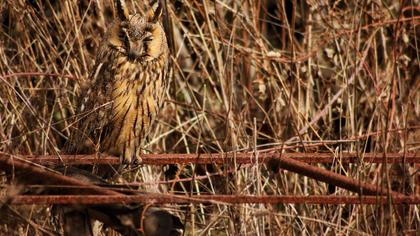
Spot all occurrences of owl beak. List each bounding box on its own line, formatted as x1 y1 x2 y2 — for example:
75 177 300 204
127 51 138 61
127 42 144 61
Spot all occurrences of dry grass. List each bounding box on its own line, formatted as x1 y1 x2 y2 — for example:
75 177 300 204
1 0 419 235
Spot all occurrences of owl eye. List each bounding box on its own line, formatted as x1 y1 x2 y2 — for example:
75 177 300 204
142 31 153 42
120 21 129 29
118 30 126 40
143 36 153 42
118 29 130 50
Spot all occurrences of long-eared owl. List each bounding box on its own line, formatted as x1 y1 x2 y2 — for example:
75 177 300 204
65 0 169 164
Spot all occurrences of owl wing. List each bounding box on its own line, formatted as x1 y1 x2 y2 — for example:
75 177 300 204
64 50 115 155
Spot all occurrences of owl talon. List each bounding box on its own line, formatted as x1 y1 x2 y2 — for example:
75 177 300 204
120 156 132 165
119 155 141 167
132 156 142 166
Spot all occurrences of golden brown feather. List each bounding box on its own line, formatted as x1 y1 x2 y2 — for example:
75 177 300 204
65 0 169 165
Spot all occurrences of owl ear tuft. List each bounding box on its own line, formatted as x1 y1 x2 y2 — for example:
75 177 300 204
147 0 163 23
115 0 130 21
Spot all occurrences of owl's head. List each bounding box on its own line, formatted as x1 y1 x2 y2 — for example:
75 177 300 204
108 0 168 62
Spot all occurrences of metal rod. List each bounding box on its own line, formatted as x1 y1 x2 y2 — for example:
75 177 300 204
7 194 420 205
11 152 420 165
0 155 121 196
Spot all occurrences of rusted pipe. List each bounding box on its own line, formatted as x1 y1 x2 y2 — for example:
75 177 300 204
0 153 411 198
6 194 420 205
0 155 120 196
268 155 406 197
13 152 420 165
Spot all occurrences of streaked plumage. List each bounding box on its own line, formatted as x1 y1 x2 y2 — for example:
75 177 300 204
65 0 169 164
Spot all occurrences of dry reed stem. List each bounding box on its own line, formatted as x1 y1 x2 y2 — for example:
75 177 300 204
1 0 419 235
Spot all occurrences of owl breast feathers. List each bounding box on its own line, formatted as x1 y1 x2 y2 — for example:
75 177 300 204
65 0 169 164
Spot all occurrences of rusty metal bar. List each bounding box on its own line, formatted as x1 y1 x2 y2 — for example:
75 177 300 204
6 194 420 205
0 155 121 196
0 153 411 199
270 155 406 198
14 152 420 165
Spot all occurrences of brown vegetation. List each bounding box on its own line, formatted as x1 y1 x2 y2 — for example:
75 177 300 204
1 0 419 235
